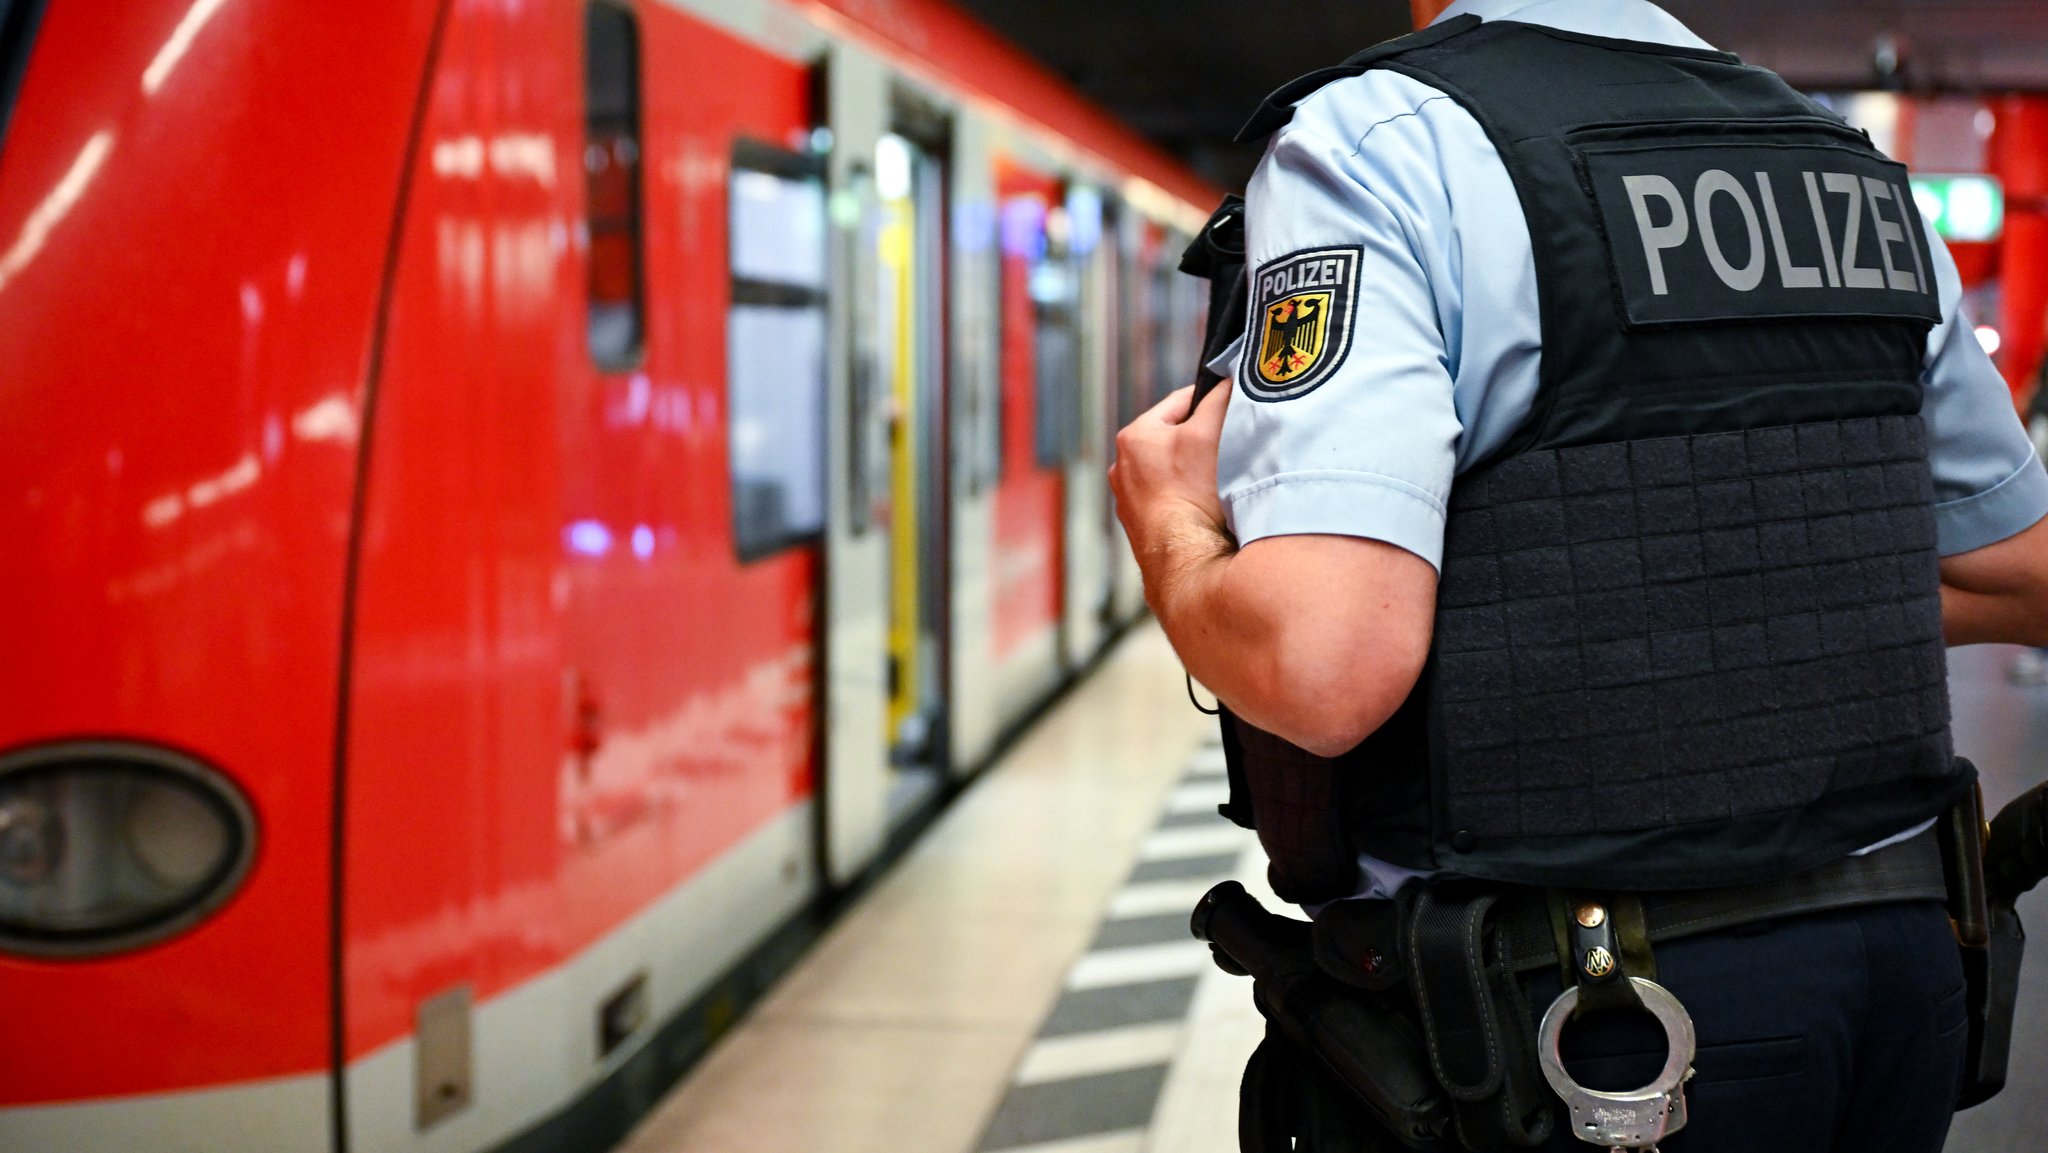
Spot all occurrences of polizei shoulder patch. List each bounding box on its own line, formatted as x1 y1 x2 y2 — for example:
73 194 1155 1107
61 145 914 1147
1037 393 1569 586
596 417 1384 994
1242 246 1361 401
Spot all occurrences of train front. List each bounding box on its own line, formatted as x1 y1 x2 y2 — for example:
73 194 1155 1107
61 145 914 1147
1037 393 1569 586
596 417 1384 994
0 3 441 1147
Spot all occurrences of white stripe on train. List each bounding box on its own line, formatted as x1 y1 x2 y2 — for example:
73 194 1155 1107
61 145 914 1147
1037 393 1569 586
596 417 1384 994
0 805 813 1153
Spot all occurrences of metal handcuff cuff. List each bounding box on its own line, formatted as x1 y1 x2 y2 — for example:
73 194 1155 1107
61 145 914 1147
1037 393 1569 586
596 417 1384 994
1537 901 1697 1153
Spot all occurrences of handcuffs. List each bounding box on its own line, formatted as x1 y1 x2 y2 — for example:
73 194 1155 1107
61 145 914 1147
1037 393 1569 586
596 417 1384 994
1536 900 1697 1153
1536 977 1695 1152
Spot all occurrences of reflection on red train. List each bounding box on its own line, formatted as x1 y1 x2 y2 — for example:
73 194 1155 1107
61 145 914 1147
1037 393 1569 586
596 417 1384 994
0 1 1211 1150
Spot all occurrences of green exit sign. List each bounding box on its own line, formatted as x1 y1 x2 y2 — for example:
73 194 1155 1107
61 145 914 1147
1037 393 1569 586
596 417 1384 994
1911 174 2004 243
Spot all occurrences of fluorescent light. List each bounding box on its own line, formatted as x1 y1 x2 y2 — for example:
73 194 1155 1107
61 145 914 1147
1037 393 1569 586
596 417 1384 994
875 134 913 202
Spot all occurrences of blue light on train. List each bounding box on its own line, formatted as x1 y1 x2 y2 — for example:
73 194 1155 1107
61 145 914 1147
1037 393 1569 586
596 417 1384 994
566 519 613 557
1001 196 1047 261
631 524 655 559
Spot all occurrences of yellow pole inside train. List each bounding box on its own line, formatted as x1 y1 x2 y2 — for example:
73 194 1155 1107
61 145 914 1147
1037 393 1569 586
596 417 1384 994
879 180 919 745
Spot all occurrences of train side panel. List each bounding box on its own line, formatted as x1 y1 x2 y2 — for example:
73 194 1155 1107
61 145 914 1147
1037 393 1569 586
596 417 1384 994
0 0 438 1144
339 1 819 1147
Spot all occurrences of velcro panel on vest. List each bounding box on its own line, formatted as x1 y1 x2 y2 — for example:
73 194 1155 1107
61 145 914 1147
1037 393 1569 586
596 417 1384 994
1430 415 1953 886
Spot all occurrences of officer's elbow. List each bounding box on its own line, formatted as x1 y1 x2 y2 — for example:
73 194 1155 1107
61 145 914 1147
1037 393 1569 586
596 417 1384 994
1285 715 1390 761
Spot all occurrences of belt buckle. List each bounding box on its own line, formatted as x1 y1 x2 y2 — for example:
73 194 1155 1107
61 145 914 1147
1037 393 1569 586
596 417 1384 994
1535 976 1696 1151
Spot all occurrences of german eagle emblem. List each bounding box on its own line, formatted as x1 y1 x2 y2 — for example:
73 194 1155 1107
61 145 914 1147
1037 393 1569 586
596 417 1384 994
1258 294 1329 382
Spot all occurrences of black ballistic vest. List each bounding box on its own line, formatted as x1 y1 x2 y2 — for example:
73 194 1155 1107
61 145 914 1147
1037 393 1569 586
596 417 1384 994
1225 18 1971 903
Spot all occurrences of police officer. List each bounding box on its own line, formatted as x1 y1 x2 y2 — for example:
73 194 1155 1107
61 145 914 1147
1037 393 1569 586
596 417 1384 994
1110 0 2048 1149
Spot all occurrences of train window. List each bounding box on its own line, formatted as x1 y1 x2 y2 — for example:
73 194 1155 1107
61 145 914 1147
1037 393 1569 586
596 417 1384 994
729 143 830 562
1032 202 1081 468
959 201 1001 494
584 1 644 371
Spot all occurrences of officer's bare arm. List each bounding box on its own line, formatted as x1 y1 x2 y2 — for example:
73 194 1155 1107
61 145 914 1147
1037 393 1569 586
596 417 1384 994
1940 512 2048 647
1152 534 1438 758
1114 383 1437 757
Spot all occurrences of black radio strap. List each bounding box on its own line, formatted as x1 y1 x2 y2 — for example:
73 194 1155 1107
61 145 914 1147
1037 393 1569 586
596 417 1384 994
1178 194 1248 416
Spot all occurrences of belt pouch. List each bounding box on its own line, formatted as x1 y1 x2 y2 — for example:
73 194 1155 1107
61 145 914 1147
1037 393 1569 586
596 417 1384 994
1403 885 1552 1150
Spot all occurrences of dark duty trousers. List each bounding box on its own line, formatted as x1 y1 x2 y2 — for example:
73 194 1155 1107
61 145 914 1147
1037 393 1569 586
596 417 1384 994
1521 900 1968 1153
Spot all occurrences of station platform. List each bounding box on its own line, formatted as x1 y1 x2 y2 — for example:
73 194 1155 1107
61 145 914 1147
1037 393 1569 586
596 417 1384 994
618 625 2048 1153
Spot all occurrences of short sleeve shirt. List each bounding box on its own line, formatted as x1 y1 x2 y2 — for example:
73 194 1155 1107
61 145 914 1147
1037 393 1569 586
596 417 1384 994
1216 0 2048 571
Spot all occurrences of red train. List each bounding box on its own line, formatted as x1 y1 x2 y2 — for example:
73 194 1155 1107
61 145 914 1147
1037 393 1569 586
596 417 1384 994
0 1 1212 1149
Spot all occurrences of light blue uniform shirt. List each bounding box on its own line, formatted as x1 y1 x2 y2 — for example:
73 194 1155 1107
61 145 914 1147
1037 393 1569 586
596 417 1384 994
1217 0 2048 572
1214 0 2047 902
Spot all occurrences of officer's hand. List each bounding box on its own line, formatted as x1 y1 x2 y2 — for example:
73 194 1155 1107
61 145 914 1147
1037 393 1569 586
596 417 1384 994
1110 382 1231 552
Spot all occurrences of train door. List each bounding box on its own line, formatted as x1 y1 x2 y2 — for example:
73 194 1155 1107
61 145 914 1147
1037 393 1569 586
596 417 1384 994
336 2 573 1145
1060 184 1112 666
876 91 952 797
341 3 823 1148
1107 212 1158 624
818 44 897 885
988 158 1071 721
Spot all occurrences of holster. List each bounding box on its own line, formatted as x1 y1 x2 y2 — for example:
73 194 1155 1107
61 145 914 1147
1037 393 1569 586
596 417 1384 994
1242 1021 1425 1153
1196 881 1557 1152
1195 882 1449 1150
1953 778 2048 1109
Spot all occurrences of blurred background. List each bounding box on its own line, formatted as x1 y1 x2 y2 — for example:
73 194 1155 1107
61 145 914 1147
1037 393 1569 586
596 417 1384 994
961 0 2048 189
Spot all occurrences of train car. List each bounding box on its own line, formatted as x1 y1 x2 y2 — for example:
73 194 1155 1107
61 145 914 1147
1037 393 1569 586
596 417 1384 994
0 1 1213 1150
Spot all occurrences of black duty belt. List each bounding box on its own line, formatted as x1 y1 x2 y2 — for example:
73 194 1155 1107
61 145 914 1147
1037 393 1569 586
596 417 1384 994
1488 826 1949 976
1198 826 1953 1153
1304 826 1948 1003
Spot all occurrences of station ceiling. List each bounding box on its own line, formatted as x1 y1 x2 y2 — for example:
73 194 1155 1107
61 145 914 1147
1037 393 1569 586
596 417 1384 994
951 0 2048 190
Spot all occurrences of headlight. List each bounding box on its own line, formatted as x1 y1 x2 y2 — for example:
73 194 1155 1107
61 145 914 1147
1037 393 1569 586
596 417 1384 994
0 742 257 957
